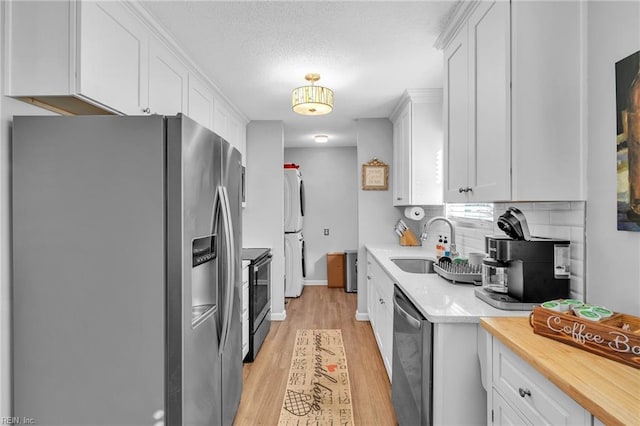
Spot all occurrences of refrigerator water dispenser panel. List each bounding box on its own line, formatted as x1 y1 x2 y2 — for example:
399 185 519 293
193 234 217 267
191 234 217 328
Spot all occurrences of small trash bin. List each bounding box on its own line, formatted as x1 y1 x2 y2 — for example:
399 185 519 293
344 250 358 293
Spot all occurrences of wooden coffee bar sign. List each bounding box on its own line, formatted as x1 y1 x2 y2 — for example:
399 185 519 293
530 306 640 369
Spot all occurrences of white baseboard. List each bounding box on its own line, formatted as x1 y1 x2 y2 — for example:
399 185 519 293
270 310 287 321
304 280 327 286
355 311 369 321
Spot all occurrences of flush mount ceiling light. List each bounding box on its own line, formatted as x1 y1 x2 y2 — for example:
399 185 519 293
292 73 334 116
314 134 329 143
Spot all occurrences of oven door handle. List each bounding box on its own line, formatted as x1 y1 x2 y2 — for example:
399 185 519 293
393 293 422 330
253 253 272 270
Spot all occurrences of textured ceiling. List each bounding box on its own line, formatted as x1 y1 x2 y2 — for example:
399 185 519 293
139 1 455 147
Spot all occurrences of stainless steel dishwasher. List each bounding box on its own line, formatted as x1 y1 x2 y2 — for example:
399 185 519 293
392 284 433 425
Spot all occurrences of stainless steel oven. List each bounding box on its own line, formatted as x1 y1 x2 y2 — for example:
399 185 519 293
392 284 433 425
242 248 272 362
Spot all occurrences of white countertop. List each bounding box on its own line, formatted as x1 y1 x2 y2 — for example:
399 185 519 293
366 244 530 323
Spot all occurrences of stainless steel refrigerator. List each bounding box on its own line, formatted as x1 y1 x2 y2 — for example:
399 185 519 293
11 115 243 425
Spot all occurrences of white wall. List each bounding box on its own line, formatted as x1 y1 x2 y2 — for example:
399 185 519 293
356 118 400 317
586 1 640 316
243 121 286 319
284 147 358 283
0 1 59 411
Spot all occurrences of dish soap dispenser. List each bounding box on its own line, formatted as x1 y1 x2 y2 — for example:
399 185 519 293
436 235 443 258
443 236 450 258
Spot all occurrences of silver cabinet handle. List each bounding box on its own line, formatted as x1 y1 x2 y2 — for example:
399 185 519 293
518 388 532 398
458 187 473 193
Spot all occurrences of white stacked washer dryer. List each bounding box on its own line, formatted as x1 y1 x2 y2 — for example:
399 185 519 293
284 166 305 297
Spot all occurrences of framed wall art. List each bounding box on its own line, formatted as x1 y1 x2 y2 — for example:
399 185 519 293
362 158 388 190
616 49 640 232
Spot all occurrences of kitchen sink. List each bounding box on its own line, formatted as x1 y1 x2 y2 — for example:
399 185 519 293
390 257 436 274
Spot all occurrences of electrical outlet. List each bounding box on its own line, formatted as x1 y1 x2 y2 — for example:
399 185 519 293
323 229 330 236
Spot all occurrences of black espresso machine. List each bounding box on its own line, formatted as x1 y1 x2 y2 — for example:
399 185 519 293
475 208 571 310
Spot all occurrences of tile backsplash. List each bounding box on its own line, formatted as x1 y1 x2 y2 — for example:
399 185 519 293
410 202 586 301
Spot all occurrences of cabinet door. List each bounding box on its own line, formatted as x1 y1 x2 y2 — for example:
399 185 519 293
412 100 444 205
214 101 231 141
468 0 511 201
379 288 393 380
376 264 394 380
393 102 412 206
368 275 381 346
366 257 377 329
226 115 245 155
510 0 584 201
78 1 147 115
492 390 529 426
493 339 591 425
443 24 470 202
147 37 188 115
188 74 214 130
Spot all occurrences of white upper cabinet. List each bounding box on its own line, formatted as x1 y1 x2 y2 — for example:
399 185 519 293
6 0 146 115
213 102 231 142
443 23 471 202
5 0 248 161
187 74 215 130
390 89 443 206
510 0 585 201
443 0 510 202
79 1 148 115
214 101 246 161
438 0 585 202
392 102 412 205
468 0 511 201
147 36 188 116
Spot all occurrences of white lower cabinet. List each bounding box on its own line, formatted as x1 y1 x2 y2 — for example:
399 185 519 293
481 329 592 425
366 254 394 381
241 261 250 360
492 390 528 425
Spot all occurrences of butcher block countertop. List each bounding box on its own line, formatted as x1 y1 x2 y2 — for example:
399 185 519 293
481 317 640 426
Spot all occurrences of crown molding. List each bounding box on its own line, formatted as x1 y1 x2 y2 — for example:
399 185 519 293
389 88 443 122
433 0 481 50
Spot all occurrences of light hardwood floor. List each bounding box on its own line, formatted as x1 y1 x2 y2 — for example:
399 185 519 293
234 286 397 425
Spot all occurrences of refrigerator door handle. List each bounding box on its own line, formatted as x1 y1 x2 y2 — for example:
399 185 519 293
218 185 235 356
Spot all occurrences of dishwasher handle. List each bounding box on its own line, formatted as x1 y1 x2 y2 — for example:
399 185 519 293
393 291 423 330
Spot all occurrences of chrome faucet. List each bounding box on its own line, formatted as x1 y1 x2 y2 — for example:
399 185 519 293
420 216 458 258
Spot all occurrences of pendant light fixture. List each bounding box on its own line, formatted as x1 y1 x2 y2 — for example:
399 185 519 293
292 73 334 116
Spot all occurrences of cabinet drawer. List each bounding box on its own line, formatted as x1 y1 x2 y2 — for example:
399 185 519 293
493 339 590 425
242 310 249 345
242 283 249 313
242 263 250 283
492 388 528 426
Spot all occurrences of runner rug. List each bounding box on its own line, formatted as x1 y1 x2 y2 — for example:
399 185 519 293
278 329 354 426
